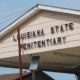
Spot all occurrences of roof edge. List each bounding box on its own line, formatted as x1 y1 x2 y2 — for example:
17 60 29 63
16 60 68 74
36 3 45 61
38 4 80 15
0 4 80 38
0 5 40 38
37 4 80 12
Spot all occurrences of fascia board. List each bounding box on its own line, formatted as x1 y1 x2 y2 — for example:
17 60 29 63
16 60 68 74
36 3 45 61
38 5 80 15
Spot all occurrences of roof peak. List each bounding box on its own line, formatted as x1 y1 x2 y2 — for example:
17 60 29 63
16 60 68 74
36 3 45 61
0 4 80 32
1 4 80 38
36 4 80 12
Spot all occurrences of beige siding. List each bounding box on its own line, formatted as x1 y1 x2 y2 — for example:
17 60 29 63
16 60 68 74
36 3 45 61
0 11 80 58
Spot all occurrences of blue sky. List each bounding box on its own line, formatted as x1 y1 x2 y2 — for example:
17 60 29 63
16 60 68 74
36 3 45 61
0 0 80 80
0 0 80 30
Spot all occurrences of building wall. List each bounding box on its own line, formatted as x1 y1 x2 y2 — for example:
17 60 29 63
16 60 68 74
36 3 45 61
0 10 80 58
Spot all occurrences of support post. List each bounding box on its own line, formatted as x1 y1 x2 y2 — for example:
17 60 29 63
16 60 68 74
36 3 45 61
18 28 22 80
32 70 35 80
29 56 40 80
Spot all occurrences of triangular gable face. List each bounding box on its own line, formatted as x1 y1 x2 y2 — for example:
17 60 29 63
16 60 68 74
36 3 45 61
0 8 80 72
0 10 80 59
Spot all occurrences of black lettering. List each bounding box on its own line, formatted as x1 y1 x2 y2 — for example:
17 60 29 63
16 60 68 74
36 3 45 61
26 43 31 50
55 26 59 33
34 42 37 48
21 33 24 39
27 32 30 39
33 31 36 37
38 41 41 48
53 38 57 45
46 39 52 46
23 43 27 50
21 33 26 39
37 30 41 37
24 33 27 39
41 29 45 36
65 23 69 31
60 25 64 32
46 39 50 46
57 37 62 44
23 33 25 39
63 37 66 43
69 23 74 30
42 40 46 47
51 27 55 34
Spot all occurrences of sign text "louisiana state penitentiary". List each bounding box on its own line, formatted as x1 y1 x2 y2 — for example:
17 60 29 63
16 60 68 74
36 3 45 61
13 23 74 50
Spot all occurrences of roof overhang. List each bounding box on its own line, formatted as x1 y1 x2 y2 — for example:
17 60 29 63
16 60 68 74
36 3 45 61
0 4 80 38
